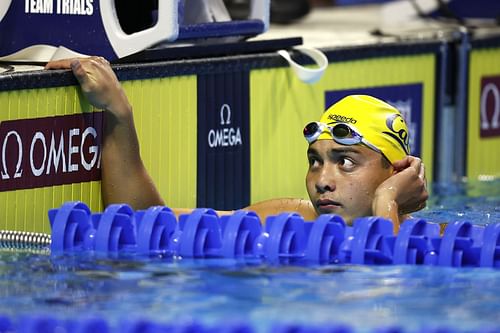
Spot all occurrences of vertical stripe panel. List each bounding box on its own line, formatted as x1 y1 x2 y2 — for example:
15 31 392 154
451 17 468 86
467 48 500 179
197 71 250 210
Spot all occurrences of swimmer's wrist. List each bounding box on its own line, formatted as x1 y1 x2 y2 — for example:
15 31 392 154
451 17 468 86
373 186 397 206
372 192 400 231
105 93 133 121
372 193 397 216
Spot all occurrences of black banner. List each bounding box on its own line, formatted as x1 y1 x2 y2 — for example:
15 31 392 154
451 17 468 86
197 71 250 210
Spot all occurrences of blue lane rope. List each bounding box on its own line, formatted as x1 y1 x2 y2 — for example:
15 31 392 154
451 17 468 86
46 201 500 268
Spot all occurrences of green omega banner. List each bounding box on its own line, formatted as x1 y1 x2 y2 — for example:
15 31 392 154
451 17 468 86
467 47 500 179
0 76 197 233
250 55 436 204
0 86 101 233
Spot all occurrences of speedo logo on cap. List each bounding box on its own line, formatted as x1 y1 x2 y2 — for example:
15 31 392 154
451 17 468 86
327 114 357 124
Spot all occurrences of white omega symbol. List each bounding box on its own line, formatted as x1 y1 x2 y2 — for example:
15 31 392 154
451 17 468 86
481 82 500 130
220 104 231 125
1 130 23 180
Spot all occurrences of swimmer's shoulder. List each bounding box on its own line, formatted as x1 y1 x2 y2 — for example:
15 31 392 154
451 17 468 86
171 198 318 224
243 198 318 222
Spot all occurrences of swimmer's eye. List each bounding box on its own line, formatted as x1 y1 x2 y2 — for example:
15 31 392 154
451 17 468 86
338 157 355 170
307 155 321 168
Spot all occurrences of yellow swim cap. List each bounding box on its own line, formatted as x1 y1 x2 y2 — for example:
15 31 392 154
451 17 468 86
315 95 410 164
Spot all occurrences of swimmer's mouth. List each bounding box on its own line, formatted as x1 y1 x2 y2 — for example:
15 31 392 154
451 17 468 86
316 199 342 213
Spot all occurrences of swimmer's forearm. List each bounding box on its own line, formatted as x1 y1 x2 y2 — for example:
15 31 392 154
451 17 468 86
372 194 401 233
101 104 164 209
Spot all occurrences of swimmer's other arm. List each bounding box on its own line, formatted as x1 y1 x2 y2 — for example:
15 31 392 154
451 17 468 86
372 156 428 233
171 198 318 222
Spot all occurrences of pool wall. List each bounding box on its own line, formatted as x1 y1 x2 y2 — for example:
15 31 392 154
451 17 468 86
0 33 498 233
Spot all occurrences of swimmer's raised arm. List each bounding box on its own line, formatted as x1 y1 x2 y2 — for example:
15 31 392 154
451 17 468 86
46 57 164 209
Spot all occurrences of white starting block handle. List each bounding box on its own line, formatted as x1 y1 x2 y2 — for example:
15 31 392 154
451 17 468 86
100 0 179 59
0 0 10 22
278 46 328 84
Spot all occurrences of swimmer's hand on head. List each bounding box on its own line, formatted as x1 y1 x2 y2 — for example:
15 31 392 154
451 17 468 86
45 57 165 209
372 155 428 232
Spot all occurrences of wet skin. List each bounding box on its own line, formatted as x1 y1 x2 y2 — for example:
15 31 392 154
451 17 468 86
306 139 393 224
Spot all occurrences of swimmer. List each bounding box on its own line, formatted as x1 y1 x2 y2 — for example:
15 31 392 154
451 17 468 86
46 57 428 232
244 95 428 232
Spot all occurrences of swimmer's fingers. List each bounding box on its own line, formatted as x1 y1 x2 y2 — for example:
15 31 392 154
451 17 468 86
69 59 92 89
45 57 100 94
45 56 107 70
44 58 75 70
407 156 426 185
409 157 424 183
45 58 97 102
416 162 427 207
393 156 424 175
70 57 119 110
392 156 413 172
419 161 426 184
47 56 130 117
408 155 422 169
71 58 109 91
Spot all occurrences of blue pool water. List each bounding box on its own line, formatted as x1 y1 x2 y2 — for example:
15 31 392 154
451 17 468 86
414 180 500 225
0 180 499 332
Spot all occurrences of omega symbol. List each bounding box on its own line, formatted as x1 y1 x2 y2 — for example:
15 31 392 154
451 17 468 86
480 83 500 130
220 104 231 125
1 130 23 180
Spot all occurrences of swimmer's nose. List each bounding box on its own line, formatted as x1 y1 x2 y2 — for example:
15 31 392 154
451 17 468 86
315 164 336 193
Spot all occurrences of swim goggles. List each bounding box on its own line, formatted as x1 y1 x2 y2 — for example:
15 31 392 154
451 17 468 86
303 121 381 153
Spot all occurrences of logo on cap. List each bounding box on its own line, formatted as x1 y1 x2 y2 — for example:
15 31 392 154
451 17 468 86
327 114 357 124
383 114 410 154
